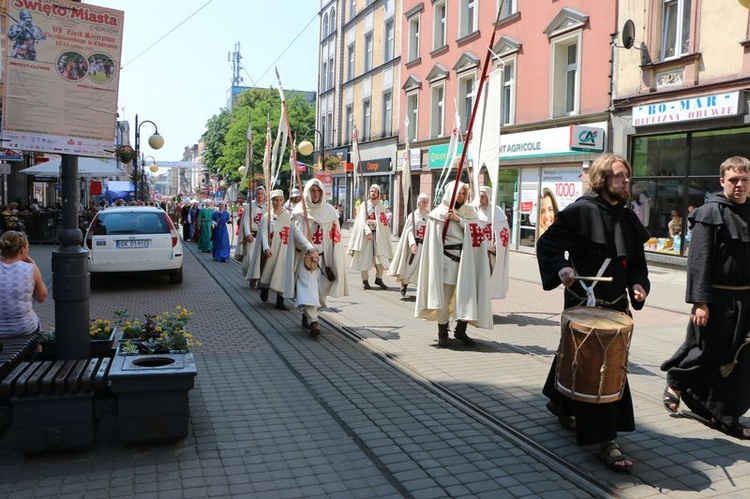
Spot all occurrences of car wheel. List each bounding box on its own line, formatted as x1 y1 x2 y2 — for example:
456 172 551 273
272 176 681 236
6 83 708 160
169 268 183 284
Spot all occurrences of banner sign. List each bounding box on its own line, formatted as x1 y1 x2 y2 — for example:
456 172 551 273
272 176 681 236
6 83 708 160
2 0 124 157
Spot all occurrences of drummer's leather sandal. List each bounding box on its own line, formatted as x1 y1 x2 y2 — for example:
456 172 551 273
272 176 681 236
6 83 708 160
599 441 633 473
662 386 680 414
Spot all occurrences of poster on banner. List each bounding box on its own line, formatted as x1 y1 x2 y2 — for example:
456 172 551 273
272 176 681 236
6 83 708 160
2 0 124 157
538 167 583 236
315 171 333 200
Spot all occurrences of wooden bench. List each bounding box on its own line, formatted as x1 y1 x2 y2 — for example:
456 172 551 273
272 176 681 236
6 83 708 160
0 333 42 381
0 357 111 454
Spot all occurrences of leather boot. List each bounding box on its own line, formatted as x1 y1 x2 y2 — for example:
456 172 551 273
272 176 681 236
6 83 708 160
260 287 269 302
437 323 450 348
454 320 475 346
310 322 321 338
400 284 407 297
275 294 289 311
363 280 372 290
302 315 310 329
374 277 388 290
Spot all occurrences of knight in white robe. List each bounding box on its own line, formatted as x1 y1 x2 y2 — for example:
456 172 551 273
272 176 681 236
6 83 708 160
415 180 492 347
291 178 350 337
347 184 394 290
235 186 267 283
246 189 315 310
477 186 511 300
388 192 430 297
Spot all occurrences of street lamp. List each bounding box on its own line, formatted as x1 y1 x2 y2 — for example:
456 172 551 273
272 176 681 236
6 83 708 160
134 114 164 202
298 120 326 172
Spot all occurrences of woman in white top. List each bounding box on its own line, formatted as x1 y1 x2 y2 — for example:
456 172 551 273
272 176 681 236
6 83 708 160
0 230 47 337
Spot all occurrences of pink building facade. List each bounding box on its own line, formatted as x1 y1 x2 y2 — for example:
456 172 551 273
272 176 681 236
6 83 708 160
397 1 616 250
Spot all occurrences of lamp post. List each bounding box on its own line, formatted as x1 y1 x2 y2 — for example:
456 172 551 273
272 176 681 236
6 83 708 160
298 121 326 174
134 114 164 202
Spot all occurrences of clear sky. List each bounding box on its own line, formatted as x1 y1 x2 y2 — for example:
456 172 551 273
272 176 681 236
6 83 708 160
92 0 320 162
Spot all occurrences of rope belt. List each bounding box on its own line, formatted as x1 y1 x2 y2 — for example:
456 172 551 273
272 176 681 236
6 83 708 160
712 284 750 291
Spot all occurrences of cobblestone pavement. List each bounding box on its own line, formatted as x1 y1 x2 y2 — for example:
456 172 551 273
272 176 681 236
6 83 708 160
0 232 747 498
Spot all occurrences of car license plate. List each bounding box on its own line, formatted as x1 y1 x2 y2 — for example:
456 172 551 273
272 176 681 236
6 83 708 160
116 239 150 249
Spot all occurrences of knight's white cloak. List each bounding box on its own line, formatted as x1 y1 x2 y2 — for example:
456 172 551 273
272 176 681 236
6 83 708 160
347 199 394 271
415 202 493 329
477 204 511 300
387 208 428 285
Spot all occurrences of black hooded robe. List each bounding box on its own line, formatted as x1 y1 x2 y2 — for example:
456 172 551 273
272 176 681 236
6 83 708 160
537 195 651 446
661 194 750 437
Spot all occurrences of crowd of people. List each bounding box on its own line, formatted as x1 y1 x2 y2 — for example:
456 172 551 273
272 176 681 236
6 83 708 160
2 152 749 475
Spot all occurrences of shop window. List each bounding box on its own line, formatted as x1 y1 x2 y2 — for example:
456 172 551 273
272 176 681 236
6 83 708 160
690 127 750 175
632 133 688 177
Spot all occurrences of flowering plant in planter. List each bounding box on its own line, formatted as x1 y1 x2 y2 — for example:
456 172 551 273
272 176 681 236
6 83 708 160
119 306 198 354
89 318 114 339
114 145 136 164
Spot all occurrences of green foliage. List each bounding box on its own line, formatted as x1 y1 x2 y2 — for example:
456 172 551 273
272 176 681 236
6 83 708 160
201 87 316 189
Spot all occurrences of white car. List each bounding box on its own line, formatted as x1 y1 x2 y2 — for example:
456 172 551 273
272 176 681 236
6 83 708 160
84 206 184 283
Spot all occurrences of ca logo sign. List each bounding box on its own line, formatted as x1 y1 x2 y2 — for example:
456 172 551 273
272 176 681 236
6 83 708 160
578 130 598 145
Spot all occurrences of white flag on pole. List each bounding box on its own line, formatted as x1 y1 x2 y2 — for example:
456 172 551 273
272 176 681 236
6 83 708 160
469 68 503 212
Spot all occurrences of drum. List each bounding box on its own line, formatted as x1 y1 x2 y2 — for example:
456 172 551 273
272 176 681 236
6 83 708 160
556 306 634 404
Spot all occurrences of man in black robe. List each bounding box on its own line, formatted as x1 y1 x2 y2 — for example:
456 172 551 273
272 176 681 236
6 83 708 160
537 153 650 472
661 155 750 440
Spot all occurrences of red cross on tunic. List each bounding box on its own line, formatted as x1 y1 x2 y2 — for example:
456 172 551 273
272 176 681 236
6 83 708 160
415 225 426 239
482 225 493 244
253 212 263 226
279 226 290 245
330 224 341 243
367 212 376 221
379 212 388 226
499 227 509 247
311 226 323 244
468 223 485 248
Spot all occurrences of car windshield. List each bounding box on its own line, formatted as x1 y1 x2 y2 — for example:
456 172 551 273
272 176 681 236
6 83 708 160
92 212 169 235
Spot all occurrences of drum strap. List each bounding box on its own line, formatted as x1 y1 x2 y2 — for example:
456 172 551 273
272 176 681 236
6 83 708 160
578 258 611 307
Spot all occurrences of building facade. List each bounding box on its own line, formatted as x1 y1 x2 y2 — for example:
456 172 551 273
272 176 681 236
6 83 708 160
397 0 616 244
316 0 401 222
613 0 750 263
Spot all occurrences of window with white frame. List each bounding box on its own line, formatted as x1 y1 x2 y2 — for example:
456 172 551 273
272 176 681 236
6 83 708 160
384 21 395 61
364 33 373 72
499 0 516 17
345 105 353 143
408 14 420 62
433 1 446 49
660 0 691 60
347 43 355 80
330 9 336 34
406 92 418 141
457 74 474 132
328 56 334 89
323 13 330 37
382 91 393 137
350 0 356 21
459 0 477 38
362 99 372 140
326 113 334 147
501 60 515 125
430 84 445 138
322 60 328 90
551 35 580 117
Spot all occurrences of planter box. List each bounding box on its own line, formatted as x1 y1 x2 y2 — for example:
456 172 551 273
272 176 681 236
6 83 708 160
13 394 93 454
107 349 197 444
90 329 117 357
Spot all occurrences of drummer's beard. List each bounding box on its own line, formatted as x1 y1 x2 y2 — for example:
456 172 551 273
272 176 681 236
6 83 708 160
604 183 631 204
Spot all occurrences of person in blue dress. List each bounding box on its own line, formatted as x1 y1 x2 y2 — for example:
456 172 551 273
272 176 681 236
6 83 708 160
211 201 231 262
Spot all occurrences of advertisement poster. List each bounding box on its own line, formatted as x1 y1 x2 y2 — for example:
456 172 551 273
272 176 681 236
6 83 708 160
538 167 583 236
2 0 124 157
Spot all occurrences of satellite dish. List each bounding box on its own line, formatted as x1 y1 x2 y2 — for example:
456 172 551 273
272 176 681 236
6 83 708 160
621 20 636 50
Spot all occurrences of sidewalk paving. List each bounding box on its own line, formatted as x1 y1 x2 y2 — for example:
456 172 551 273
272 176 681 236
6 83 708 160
0 233 747 498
